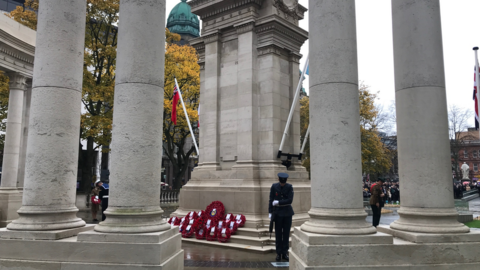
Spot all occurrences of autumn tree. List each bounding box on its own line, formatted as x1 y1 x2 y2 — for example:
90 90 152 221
300 96 310 173
359 86 392 179
9 0 120 192
7 0 38 30
0 72 9 154
163 29 200 190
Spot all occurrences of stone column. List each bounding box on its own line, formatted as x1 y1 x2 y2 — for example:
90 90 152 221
7 0 87 231
198 32 221 170
234 22 258 168
94 0 170 233
300 0 375 235
0 73 26 227
17 83 32 189
1 73 26 189
389 0 469 233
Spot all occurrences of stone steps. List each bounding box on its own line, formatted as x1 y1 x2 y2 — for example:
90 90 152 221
181 226 293 253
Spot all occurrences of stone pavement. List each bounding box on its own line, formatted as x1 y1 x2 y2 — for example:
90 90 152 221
183 242 283 269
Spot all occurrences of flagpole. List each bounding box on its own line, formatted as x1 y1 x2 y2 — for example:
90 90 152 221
174 78 200 156
475 47 480 139
278 54 309 158
300 124 310 155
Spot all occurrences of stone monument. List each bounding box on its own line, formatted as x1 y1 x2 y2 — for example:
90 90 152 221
462 162 470 179
173 0 311 229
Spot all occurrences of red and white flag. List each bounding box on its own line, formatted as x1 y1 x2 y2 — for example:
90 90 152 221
474 66 479 130
171 81 180 125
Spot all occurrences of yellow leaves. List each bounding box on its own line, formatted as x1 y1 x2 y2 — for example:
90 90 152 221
7 0 38 30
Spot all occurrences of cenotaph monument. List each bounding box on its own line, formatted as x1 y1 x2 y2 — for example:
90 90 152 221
461 162 470 180
173 0 312 229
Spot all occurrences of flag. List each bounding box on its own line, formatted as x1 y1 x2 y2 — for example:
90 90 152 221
305 65 309 76
474 66 479 130
172 81 180 125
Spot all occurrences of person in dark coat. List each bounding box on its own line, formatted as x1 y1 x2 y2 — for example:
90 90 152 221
369 179 385 227
269 172 294 262
97 181 109 221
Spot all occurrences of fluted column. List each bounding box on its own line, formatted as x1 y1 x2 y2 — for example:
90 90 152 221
7 0 87 231
390 0 469 233
300 0 375 235
0 73 27 190
94 0 170 233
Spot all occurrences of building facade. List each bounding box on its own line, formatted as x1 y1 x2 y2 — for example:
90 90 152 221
0 0 24 13
454 128 480 181
166 0 200 45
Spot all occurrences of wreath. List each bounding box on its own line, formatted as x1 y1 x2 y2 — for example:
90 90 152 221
187 211 198 220
168 216 180 226
228 221 239 233
193 217 205 230
235 214 246 227
182 222 195 238
197 210 206 222
205 219 216 231
204 201 225 224
91 195 101 205
178 222 188 234
224 213 234 224
195 225 206 240
217 227 232 243
179 216 189 227
206 226 218 241
216 220 226 230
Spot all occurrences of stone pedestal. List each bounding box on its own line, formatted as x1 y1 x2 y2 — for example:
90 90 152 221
389 0 469 234
0 227 184 270
94 0 170 234
6 0 87 231
174 0 311 229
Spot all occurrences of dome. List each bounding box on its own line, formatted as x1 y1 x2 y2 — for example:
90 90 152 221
167 0 200 38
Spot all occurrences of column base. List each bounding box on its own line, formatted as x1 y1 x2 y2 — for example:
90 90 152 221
95 206 171 233
6 205 86 231
390 207 470 234
0 227 183 270
290 226 480 269
377 225 480 243
300 208 377 235
0 188 22 228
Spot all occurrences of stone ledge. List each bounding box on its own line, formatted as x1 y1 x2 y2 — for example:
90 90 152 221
77 227 177 243
0 224 94 240
293 227 394 245
377 225 480 243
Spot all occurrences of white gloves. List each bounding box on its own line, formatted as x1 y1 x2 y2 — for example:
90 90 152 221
272 200 279 206
269 213 272 219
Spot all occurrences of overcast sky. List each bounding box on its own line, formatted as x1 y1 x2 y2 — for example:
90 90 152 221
167 0 480 127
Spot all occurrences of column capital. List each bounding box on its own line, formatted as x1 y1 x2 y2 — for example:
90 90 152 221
203 31 222 44
234 21 256 35
6 72 28 91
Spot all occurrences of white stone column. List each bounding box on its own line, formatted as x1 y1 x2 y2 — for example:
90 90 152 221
17 83 32 189
0 73 26 227
94 0 170 233
1 73 26 189
390 0 469 233
300 0 375 235
7 0 87 231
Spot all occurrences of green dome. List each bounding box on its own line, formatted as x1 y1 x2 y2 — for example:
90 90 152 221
167 0 200 38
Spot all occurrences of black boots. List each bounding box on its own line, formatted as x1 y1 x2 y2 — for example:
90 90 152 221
276 254 281 261
282 254 289 261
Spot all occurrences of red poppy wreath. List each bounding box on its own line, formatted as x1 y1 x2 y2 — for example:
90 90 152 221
217 227 232 243
227 220 239 233
205 201 225 224
182 221 196 238
235 214 246 227
206 226 218 241
195 224 207 240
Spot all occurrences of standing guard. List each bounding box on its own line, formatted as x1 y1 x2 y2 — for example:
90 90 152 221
96 180 109 221
269 172 294 261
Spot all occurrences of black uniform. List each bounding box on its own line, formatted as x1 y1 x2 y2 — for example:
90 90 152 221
98 185 109 221
269 182 294 256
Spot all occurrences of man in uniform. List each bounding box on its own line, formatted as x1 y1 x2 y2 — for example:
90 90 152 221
269 172 294 261
97 180 109 221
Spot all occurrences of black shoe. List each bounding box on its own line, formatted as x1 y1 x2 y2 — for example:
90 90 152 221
93 219 99 222
276 254 281 261
282 254 289 261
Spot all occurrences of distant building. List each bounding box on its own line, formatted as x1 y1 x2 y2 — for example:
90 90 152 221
166 0 200 45
0 0 24 13
453 127 480 181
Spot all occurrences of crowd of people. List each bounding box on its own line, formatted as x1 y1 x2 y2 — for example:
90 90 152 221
363 180 400 204
453 181 480 199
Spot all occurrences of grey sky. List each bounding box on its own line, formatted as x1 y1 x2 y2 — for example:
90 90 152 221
167 0 480 126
